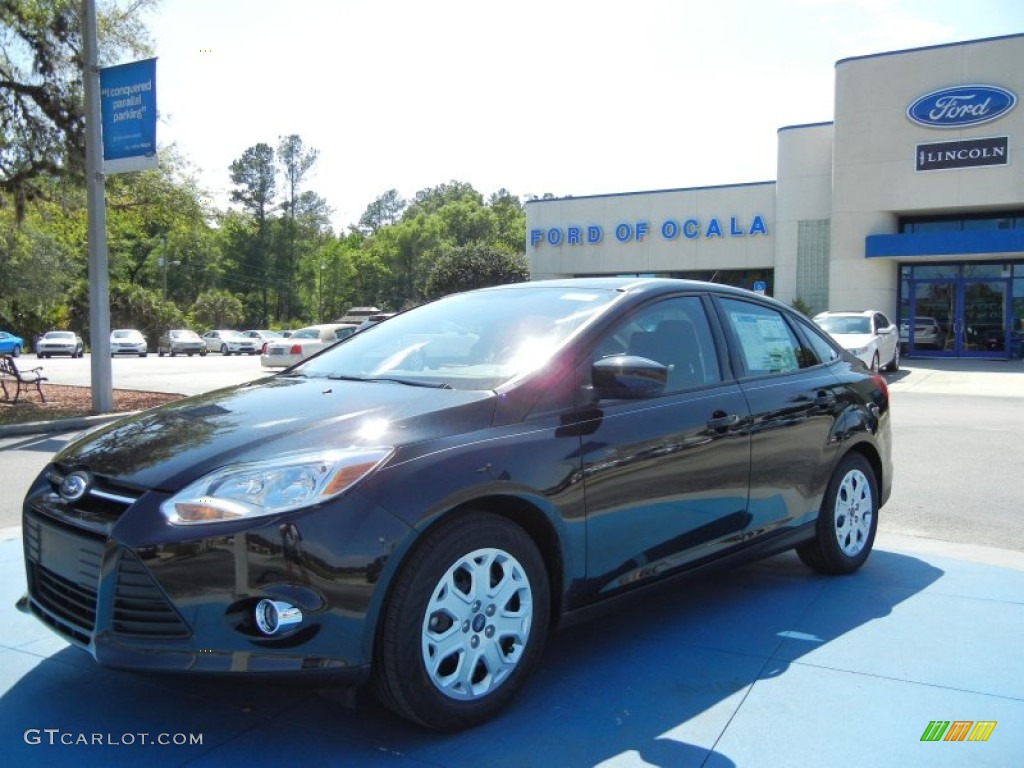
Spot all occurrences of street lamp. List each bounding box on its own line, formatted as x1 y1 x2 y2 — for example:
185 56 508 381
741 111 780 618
318 261 327 322
159 255 181 300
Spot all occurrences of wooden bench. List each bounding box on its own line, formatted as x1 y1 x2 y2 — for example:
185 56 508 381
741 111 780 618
0 354 47 404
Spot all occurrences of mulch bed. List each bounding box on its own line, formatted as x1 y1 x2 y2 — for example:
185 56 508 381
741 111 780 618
0 384 183 426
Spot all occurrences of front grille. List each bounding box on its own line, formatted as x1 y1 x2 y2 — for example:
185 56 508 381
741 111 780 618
44 468 139 529
113 552 190 638
24 516 104 640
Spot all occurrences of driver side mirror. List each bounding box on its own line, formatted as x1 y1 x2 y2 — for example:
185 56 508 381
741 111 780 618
590 355 668 400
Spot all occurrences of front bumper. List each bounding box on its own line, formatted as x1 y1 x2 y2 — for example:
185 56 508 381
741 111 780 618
20 467 408 683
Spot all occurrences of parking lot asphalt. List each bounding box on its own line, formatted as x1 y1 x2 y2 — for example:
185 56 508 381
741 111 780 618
1 358 1022 766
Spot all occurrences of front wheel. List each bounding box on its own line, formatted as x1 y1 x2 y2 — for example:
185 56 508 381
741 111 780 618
12 345 20 357
221 344 230 356
373 512 550 731
797 454 878 575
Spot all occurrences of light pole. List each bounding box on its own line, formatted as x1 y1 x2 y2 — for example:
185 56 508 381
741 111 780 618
318 262 327 322
160 255 181 300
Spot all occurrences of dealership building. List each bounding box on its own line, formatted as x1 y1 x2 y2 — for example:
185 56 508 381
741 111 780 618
525 34 1024 359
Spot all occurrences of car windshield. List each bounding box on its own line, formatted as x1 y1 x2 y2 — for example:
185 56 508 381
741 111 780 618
171 330 199 339
46 332 74 339
817 316 870 334
112 330 140 339
290 328 321 339
296 285 620 390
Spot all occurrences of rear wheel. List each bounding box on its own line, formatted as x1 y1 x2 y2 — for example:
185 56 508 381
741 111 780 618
797 453 878 574
12 345 20 357
373 512 550 731
886 343 900 372
221 344 230 356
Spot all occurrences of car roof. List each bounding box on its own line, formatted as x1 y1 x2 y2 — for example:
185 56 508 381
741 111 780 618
814 310 878 317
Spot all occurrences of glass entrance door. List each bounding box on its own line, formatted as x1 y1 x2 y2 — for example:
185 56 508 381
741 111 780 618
909 279 955 355
960 279 1008 356
907 277 1008 357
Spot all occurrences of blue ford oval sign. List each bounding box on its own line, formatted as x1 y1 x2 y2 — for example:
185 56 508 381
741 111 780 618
907 84 1016 128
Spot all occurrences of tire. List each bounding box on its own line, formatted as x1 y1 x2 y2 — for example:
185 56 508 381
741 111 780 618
186 352 193 357
200 350 207 357
221 344 230 356
886 343 899 372
12 345 20 357
170 349 177 357
158 348 165 357
797 453 878 575
139 352 147 357
373 512 550 731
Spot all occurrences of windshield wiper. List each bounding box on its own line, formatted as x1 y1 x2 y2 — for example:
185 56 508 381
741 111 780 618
326 373 450 389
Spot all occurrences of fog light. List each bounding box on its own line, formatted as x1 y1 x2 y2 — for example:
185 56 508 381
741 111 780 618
254 599 303 635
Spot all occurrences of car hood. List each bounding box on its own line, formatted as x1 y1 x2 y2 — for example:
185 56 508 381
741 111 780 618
54 376 496 492
829 332 874 347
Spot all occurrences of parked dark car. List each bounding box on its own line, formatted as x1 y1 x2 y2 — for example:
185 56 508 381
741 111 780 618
19 278 892 731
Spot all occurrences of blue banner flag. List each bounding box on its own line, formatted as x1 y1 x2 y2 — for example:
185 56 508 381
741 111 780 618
99 58 158 173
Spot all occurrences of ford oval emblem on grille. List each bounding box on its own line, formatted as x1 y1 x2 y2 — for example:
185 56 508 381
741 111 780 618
907 84 1017 128
59 471 91 502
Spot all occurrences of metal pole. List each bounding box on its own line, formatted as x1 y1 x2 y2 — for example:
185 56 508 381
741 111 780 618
82 0 113 412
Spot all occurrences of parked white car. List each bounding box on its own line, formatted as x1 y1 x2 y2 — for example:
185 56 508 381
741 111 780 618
202 330 260 355
36 331 85 358
110 328 148 357
813 310 899 372
261 323 358 368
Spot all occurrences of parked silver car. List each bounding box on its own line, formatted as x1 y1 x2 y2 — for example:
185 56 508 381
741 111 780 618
110 329 148 357
36 331 85 358
157 329 207 357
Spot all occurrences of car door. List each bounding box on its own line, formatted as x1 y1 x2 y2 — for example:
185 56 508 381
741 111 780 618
873 312 896 366
714 296 845 538
576 294 753 596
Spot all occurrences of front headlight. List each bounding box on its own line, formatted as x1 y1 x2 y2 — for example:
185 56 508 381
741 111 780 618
160 447 393 525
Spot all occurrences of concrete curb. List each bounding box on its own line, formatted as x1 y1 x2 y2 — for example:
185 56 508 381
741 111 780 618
0 410 139 438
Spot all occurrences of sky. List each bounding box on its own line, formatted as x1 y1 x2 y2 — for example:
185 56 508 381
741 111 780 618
142 0 1024 232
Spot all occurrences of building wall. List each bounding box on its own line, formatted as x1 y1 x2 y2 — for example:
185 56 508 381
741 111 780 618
526 183 776 282
524 34 1024 324
830 35 1024 314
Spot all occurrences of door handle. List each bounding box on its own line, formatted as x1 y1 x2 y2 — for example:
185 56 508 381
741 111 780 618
707 412 741 430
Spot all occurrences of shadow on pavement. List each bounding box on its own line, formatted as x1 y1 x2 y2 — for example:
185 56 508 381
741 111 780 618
0 547 942 767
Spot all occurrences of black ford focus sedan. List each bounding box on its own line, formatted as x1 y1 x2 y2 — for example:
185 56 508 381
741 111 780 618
20 278 892 730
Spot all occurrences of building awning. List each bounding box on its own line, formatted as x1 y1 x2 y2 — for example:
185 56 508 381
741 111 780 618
866 230 1024 259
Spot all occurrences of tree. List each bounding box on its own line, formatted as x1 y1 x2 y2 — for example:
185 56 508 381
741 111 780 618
193 289 244 330
275 134 318 320
228 143 275 323
424 244 529 300
0 0 156 218
403 181 482 219
358 189 405 234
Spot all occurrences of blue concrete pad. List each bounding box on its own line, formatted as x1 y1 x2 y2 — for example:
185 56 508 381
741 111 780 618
1 532 1021 767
